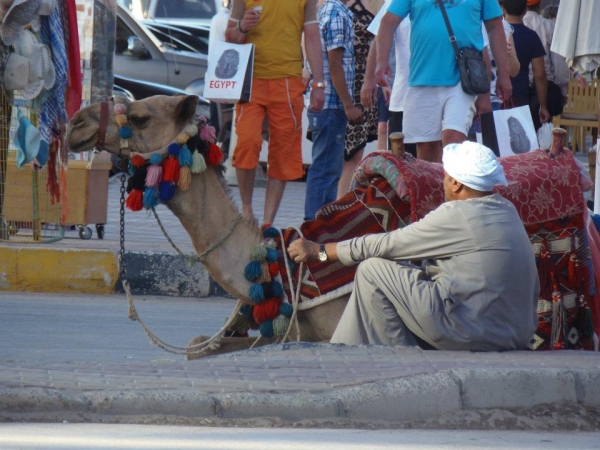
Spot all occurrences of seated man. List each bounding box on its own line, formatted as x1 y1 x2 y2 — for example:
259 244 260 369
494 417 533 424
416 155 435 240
288 142 539 352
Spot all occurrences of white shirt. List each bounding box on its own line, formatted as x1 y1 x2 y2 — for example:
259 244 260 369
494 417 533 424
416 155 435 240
209 6 231 54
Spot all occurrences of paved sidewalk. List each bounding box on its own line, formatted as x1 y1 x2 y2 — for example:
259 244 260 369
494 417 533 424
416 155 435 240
2 343 599 426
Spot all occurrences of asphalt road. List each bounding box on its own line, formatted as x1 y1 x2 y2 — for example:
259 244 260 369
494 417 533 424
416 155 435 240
0 292 239 363
1 424 599 450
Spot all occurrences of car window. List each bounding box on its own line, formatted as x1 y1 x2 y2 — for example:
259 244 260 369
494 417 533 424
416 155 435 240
144 24 209 54
153 0 216 20
116 16 152 59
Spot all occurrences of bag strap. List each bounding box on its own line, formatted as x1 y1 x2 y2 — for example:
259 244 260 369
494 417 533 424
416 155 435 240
435 0 461 60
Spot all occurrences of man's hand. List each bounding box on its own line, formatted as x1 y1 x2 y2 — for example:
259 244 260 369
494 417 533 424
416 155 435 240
344 104 364 124
287 238 320 264
361 78 378 109
302 68 311 91
309 87 325 111
375 62 392 87
495 71 512 103
240 8 261 32
539 107 551 123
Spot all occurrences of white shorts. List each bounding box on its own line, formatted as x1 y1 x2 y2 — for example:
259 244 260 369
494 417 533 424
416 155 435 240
402 83 476 143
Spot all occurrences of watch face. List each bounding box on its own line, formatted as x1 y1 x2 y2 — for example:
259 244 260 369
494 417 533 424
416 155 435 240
318 251 327 262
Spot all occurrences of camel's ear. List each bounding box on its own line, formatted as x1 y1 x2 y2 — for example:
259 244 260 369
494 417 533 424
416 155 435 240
175 95 199 125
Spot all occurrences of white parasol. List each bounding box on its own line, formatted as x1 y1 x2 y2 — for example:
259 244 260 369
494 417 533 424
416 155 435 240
551 0 600 75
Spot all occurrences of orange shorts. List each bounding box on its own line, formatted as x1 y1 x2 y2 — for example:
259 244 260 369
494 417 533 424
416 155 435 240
232 77 304 180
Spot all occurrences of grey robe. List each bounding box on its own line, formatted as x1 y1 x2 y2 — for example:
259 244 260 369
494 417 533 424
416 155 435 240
332 194 539 351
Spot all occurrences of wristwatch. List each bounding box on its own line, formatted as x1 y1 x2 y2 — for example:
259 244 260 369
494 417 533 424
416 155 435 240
312 81 326 89
318 244 328 262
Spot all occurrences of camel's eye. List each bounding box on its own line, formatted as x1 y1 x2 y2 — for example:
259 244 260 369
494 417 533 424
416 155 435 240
128 115 150 128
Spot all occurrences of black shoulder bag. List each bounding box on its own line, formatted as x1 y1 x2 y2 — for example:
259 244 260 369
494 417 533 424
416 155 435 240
436 0 490 95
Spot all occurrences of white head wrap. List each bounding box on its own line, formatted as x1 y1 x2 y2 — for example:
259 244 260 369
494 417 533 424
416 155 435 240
442 142 509 192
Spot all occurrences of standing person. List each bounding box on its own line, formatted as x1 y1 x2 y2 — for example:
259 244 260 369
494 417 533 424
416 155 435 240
374 0 512 163
337 0 380 198
502 0 550 128
226 0 325 227
304 0 363 220
523 0 569 128
288 141 539 351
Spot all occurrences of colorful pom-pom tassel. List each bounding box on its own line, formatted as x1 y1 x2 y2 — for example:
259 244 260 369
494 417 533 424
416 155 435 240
178 145 192 167
250 245 268 262
168 142 181 157
266 247 278 263
253 298 280 323
187 134 201 151
200 124 216 142
143 186 159 209
279 302 293 318
145 164 162 187
125 189 143 211
177 166 191 191
268 262 279 278
272 280 284 298
162 156 180 182
260 262 272 282
229 313 249 334
273 314 290 338
263 226 279 238
149 153 162 165
262 282 274 299
240 304 254 318
176 132 190 145
244 261 263 282
259 320 274 338
184 124 198 137
207 143 223 165
159 181 176 202
264 238 277 249
114 103 127 115
191 151 207 173
120 126 132 139
249 283 265 303
130 154 146 167
115 114 128 127
131 166 147 190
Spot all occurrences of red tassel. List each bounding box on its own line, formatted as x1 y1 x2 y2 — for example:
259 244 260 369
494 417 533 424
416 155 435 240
253 298 281 323
568 253 577 286
126 189 144 211
207 143 223 165
538 243 554 300
268 262 279 278
131 154 146 167
162 156 180 182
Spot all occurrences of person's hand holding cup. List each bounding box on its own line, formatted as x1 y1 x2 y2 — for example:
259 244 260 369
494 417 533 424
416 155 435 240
240 6 261 32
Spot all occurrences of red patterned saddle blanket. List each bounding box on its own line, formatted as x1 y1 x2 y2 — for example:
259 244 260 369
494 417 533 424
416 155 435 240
277 150 597 350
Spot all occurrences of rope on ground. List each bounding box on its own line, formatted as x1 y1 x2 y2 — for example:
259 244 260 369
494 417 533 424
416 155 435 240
279 226 305 343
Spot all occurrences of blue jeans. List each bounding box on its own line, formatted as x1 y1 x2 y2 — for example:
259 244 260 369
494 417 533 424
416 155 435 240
304 108 348 220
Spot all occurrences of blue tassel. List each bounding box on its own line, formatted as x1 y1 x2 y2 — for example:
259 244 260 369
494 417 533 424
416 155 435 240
272 280 284 298
178 145 193 167
168 142 181 157
263 226 279 238
120 126 132 139
127 160 135 175
279 302 293 318
266 247 278 263
143 186 159 209
159 181 176 202
249 283 265 303
244 261 263 282
259 320 274 338
240 304 254 318
150 153 162 165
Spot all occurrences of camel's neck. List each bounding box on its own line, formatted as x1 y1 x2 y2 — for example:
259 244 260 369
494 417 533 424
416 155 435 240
167 168 261 301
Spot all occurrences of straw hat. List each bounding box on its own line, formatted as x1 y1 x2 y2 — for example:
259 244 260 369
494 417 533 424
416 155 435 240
10 28 56 99
0 0 41 46
30 0 57 31
2 52 30 91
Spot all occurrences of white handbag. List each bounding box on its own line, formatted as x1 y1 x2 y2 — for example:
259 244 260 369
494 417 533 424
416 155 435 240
203 41 254 104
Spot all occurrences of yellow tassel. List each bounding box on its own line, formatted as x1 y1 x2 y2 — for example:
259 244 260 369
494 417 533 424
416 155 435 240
260 262 272 283
115 114 128 127
177 166 191 191
176 132 190 145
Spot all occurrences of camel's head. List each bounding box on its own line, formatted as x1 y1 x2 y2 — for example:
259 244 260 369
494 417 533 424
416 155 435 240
67 95 199 156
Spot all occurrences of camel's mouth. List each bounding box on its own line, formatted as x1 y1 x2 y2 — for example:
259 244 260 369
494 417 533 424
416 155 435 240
66 131 97 153
66 116 99 153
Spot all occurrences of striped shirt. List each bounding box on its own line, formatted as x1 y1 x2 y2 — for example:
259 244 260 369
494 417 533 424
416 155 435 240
318 0 355 110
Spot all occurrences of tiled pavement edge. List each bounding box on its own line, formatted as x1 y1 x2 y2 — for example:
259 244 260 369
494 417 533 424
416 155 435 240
1 344 599 424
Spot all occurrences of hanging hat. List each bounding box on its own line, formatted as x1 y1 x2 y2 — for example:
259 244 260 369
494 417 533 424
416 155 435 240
30 0 57 32
2 52 30 91
0 0 42 46
35 139 49 167
12 29 55 99
14 109 41 169
442 141 508 192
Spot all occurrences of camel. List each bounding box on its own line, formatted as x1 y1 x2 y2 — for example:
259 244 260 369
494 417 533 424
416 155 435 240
67 94 350 357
